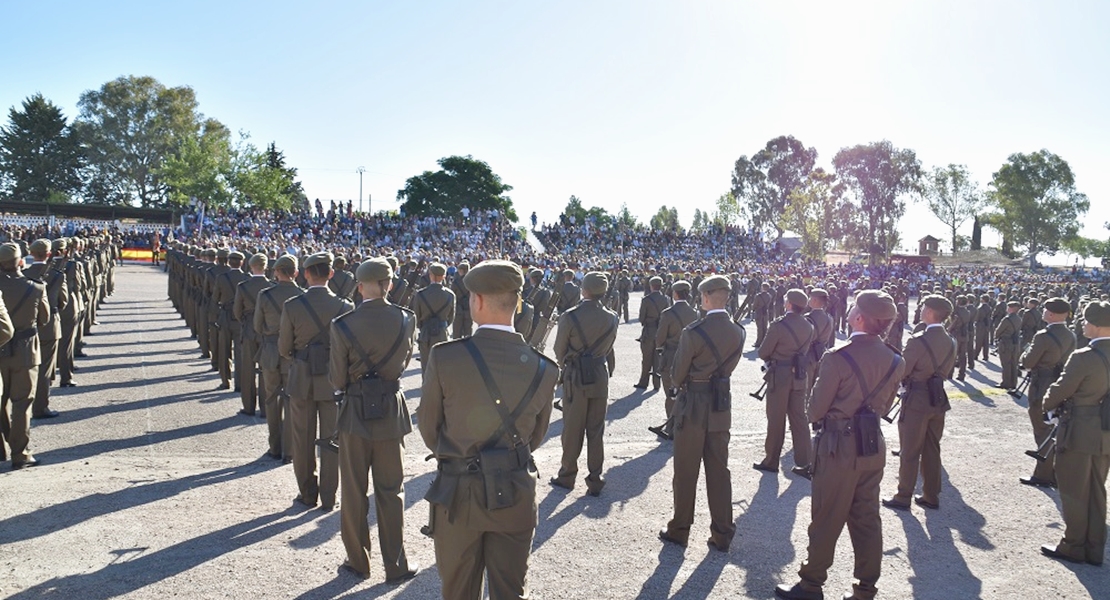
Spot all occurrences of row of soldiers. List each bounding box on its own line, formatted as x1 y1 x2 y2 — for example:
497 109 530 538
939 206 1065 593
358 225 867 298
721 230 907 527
0 236 117 469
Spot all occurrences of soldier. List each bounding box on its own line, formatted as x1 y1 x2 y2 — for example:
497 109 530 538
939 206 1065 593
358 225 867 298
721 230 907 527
234 253 271 416
279 252 353 509
255 255 303 461
635 276 668 390
994 301 1022 390
385 256 407 306
1018 297 1076 488
776 290 905 600
990 295 1008 348
946 295 971 380
752 282 772 347
974 294 992 361
418 260 559 600
885 297 908 352
617 269 632 323
1040 300 1110 567
883 295 956 513
53 238 82 388
806 289 835 360
327 255 357 301
556 269 580 313
659 275 744 550
451 261 472 338
330 258 418 584
413 263 455 372
25 240 67 419
756 289 814 477
1020 297 1043 348
0 243 48 469
648 280 698 440
214 251 249 391
551 272 618 496
513 294 534 340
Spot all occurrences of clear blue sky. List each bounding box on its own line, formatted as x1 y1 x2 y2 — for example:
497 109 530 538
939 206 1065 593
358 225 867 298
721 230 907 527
2 0 1107 262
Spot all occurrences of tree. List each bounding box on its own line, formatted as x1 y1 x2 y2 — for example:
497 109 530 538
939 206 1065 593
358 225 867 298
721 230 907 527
76 75 205 207
712 191 741 227
783 168 845 259
989 150 1090 268
616 203 638 228
731 135 817 239
397 155 516 221
649 205 680 231
561 195 586 224
920 164 984 255
0 94 84 203
228 136 303 211
832 140 921 263
691 208 708 231
158 119 233 208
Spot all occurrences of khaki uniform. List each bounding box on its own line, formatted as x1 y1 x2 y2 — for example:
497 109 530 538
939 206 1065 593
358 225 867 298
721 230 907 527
450 276 472 338
1043 338 1110 565
419 328 558 600
214 267 249 388
556 280 580 314
806 308 834 389
637 290 669 387
617 275 632 322
947 305 971 379
654 300 698 432
513 301 534 340
0 273 48 466
663 311 744 548
55 255 83 385
413 283 455 371
552 299 618 494
234 275 272 414
279 286 353 507
892 325 956 506
974 303 992 361
798 334 904 599
327 268 357 301
205 263 230 368
752 291 771 346
24 262 67 417
255 281 303 458
995 313 1022 388
1020 323 1076 484
757 312 814 470
330 298 416 579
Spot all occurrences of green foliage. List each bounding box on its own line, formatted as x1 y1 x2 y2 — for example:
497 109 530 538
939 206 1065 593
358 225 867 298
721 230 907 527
397 155 516 221
229 136 301 211
76 75 204 207
649 205 680 232
691 208 708 231
921 164 984 255
783 168 845 258
158 119 233 208
713 191 741 227
560 195 614 227
616 202 638 228
0 93 84 202
832 140 921 262
988 149 1090 267
731 135 817 238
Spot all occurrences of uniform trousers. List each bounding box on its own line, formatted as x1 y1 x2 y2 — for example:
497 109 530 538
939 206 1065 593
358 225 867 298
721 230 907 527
893 408 945 504
754 315 768 346
58 313 78 384
239 333 259 412
32 336 57 416
216 320 237 387
1 364 38 463
260 357 293 458
554 386 607 493
998 345 1019 388
760 374 811 468
1027 378 1056 483
452 310 472 339
638 325 659 385
1054 449 1109 564
953 336 968 377
799 457 884 599
338 433 410 578
433 504 534 600
665 395 733 548
290 394 338 506
975 331 989 361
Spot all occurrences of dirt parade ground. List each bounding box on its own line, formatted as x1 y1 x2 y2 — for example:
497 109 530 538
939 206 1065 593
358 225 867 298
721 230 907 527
1 264 1106 600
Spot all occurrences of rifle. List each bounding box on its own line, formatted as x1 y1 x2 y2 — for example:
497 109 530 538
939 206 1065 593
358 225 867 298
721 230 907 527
529 275 563 350
397 260 425 307
1010 371 1031 397
1026 416 1058 462
749 380 767 401
883 396 901 423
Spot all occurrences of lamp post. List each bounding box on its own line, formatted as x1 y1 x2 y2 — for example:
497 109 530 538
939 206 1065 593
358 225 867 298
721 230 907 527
356 166 365 249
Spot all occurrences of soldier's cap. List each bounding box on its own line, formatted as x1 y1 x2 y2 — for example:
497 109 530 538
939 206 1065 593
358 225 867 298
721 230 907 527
356 257 393 283
458 261 469 271
921 295 953 319
809 288 829 301
228 251 245 262
761 282 770 289
562 269 575 278
671 280 691 294
649 276 662 288
698 275 730 295
428 262 447 277
1027 297 1040 306
528 268 544 280
202 248 217 258
305 252 333 269
581 271 608 295
333 255 347 267
785 288 808 308
248 253 267 268
52 238 68 251
0 242 21 263
1044 297 1070 315
828 284 837 291
465 260 524 295
1006 300 1021 308
855 290 898 320
621 269 628 275
1084 301 1110 328
385 256 399 270
30 239 51 255
274 254 298 272
217 247 230 260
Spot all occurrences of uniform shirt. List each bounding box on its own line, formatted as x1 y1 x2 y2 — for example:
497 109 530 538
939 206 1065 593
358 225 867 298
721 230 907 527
1044 338 1110 455
1021 322 1077 372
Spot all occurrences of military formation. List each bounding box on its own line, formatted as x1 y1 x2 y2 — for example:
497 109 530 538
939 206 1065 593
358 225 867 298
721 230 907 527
0 235 117 471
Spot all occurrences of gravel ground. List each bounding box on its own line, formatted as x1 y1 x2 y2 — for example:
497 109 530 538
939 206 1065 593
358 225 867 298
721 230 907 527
1 264 1106 599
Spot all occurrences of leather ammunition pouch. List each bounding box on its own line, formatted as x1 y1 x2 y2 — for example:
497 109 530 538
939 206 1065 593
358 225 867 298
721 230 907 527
422 318 447 339
295 342 330 376
690 326 743 412
925 375 948 408
566 310 616 392
853 405 881 457
478 445 531 511
711 376 731 412
334 314 410 422
0 327 37 359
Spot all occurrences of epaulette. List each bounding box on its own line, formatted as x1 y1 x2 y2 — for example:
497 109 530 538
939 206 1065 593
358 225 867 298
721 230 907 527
885 343 902 356
683 317 706 332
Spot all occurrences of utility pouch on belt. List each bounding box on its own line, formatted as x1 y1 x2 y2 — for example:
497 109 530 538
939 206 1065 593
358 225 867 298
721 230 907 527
297 296 333 376
840 350 902 458
567 311 616 389
692 326 744 413
920 339 953 409
781 317 813 383
462 339 548 511
335 315 409 422
418 294 451 339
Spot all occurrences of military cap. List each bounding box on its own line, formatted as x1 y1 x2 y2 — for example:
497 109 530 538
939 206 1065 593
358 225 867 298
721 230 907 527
356 257 393 282
29 239 51 255
202 248 217 258
0 242 21 263
1043 297 1070 315
428 262 447 277
621 269 629 275
248 253 267 268
228 250 245 262
303 252 333 269
385 256 399 270
563 269 575 278
855 290 898 320
1084 301 1110 328
698 275 730 295
671 280 691 294
580 271 608 295
809 288 829 301
786 288 808 309
464 260 524 295
921 295 953 319
458 261 470 272
1006 300 1021 308
333 255 347 268
528 268 544 280
274 254 297 272
52 238 68 251
649 276 663 288
217 247 230 260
